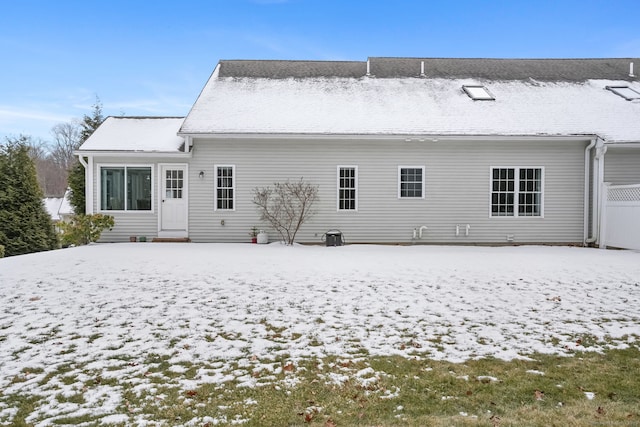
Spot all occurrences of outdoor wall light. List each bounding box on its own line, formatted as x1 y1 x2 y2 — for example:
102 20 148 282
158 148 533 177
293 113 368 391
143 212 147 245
199 171 205 179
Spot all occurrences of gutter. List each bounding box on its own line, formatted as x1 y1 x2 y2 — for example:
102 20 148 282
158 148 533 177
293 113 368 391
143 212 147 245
75 153 93 215
73 150 192 158
177 132 596 143
77 154 88 169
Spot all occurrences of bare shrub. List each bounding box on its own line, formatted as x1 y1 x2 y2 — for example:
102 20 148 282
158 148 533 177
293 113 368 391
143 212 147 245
253 179 318 245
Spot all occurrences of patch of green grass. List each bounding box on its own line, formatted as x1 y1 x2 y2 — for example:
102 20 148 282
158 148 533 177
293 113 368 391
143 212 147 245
50 414 99 425
0 394 42 427
4 348 639 426
59 344 77 355
87 333 102 343
12 346 31 358
60 374 78 386
38 363 76 386
55 392 86 404
218 331 242 340
308 335 323 347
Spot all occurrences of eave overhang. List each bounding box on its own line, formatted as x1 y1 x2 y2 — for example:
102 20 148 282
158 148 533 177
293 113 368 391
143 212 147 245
177 132 599 143
74 150 192 158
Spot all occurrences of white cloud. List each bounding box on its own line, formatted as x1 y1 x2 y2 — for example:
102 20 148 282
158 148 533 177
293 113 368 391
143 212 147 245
0 107 69 123
0 106 74 140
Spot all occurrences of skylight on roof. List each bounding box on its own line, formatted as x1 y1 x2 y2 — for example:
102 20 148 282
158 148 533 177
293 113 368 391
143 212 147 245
606 86 640 101
463 85 495 101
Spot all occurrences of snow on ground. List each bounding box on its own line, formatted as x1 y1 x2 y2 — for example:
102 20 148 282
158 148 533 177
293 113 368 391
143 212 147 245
1 243 639 425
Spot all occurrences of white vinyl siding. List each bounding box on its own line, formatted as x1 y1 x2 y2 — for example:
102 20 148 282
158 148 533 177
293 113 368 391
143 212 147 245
187 138 586 244
398 166 425 198
215 165 235 211
604 148 640 185
490 167 544 217
337 166 358 211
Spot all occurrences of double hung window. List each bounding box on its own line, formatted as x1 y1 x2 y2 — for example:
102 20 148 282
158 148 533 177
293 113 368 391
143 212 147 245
491 167 543 217
215 165 235 210
337 166 358 211
398 166 425 198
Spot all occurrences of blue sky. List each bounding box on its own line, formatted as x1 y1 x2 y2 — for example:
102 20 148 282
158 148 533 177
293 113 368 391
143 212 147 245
1 0 639 141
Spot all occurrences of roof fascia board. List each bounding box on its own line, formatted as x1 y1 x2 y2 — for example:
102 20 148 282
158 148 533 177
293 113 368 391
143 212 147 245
179 132 596 143
74 150 192 158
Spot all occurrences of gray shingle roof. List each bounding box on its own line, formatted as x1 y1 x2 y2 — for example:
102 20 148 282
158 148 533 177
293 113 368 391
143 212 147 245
218 57 640 82
218 60 366 78
372 57 640 81
180 57 640 142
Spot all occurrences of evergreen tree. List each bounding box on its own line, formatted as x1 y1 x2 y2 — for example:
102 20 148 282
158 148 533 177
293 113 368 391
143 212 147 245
68 97 105 215
67 162 86 214
79 98 104 142
0 140 58 256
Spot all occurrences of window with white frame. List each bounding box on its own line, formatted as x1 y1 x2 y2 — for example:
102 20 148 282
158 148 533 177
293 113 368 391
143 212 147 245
100 166 152 211
491 167 543 217
338 166 357 210
398 166 425 198
215 165 235 210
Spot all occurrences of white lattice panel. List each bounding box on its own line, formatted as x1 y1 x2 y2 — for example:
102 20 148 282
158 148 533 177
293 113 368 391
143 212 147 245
608 186 640 202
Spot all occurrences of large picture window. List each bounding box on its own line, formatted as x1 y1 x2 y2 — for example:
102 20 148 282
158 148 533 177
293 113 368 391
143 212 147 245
398 166 425 198
215 165 235 210
338 166 357 210
100 166 152 211
491 167 543 217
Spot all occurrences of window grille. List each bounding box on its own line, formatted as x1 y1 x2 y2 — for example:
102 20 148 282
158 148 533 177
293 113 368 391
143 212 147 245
215 166 234 210
338 166 357 210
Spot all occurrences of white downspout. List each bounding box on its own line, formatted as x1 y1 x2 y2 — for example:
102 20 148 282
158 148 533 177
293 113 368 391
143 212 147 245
595 144 607 246
77 154 87 168
77 155 89 215
583 138 597 245
585 140 607 245
88 156 94 214
599 183 610 249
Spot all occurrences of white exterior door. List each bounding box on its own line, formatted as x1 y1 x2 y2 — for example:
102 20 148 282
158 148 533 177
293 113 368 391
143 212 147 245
160 165 187 235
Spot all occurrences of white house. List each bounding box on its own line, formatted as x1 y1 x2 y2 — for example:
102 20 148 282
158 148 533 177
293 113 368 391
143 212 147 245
76 57 640 246
43 189 74 224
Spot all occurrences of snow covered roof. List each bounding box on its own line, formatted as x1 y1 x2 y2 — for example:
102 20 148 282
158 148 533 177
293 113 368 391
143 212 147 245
43 197 64 221
43 190 73 221
180 58 640 143
79 117 185 152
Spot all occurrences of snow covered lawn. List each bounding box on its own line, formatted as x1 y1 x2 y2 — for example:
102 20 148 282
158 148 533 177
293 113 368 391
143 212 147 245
1 243 639 425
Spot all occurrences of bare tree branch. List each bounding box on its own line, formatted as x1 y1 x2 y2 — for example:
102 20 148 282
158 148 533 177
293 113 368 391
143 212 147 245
50 119 82 171
253 179 319 245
